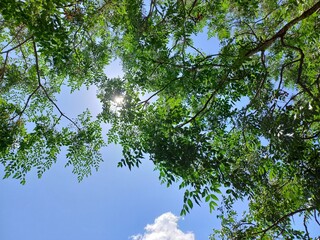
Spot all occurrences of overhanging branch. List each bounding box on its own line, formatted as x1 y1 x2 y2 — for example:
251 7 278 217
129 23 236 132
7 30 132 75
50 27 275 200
245 1 320 57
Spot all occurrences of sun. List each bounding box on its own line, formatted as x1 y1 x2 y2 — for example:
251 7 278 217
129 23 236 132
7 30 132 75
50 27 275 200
114 96 124 105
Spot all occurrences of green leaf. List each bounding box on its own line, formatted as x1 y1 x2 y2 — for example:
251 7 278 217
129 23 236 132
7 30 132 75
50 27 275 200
187 199 193 209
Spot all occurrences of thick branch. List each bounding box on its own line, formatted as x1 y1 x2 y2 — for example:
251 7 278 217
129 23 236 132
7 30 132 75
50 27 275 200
246 1 320 57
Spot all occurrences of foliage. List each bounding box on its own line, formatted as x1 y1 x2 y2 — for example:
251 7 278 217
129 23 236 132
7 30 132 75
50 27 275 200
1 0 320 238
97 0 320 238
0 0 108 182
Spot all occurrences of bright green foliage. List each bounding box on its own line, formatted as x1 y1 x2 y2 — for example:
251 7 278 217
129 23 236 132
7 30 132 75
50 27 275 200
97 0 320 238
0 0 108 182
1 0 320 238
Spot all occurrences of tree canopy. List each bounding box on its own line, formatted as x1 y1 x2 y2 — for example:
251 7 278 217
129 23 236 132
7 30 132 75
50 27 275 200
1 0 320 238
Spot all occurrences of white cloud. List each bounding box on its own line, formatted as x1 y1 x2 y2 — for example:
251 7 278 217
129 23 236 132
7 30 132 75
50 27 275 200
129 212 195 240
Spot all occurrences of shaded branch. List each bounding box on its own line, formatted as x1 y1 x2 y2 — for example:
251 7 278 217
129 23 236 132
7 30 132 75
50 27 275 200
280 36 304 84
187 43 205 57
96 0 114 15
139 85 167 105
1 34 32 80
301 131 320 140
280 36 318 103
145 0 157 21
177 92 215 128
278 58 300 91
254 207 314 236
246 50 268 109
303 215 310 239
148 57 227 70
243 21 260 42
280 90 303 111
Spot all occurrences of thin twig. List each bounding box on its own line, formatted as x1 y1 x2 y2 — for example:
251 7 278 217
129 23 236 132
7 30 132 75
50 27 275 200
0 25 25 53
302 131 320 140
280 36 318 103
187 43 205 57
314 210 320 226
303 215 310 239
32 39 81 130
0 52 9 81
177 76 228 128
139 86 167 105
0 36 32 54
243 21 260 42
10 86 41 121
280 90 303 111
139 77 181 105
254 207 313 235
278 59 300 91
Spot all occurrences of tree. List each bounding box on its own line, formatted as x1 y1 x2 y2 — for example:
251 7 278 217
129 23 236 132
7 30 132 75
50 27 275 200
1 0 320 238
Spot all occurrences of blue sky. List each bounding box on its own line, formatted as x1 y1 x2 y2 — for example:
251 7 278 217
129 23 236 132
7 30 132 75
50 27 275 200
0 60 219 240
0 146 217 240
1 28 319 239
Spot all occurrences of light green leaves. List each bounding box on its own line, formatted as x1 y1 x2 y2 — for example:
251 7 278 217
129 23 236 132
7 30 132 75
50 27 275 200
0 0 110 182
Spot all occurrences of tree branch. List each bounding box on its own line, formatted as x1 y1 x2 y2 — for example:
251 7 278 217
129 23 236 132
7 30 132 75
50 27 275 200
177 92 214 128
139 76 181 105
0 52 9 81
245 1 320 57
254 207 314 236
10 86 41 121
0 36 32 54
280 36 305 84
278 58 300 91
32 39 81 130
139 85 168 105
177 76 227 128
303 215 310 239
314 210 320 226
280 36 318 103
0 25 25 53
